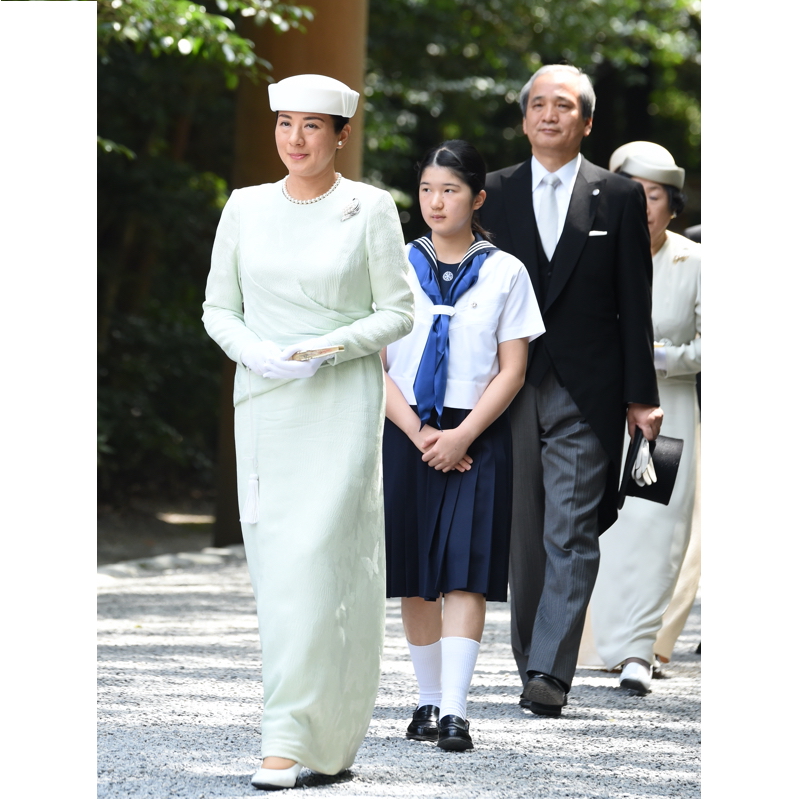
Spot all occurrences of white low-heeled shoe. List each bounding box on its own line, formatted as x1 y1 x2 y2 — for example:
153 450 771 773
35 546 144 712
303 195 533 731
619 661 652 695
251 761 302 790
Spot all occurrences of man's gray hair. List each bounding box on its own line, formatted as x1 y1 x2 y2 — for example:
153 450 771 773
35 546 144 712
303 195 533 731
519 64 596 120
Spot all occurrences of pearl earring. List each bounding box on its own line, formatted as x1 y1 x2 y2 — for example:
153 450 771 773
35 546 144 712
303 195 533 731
338 141 343 147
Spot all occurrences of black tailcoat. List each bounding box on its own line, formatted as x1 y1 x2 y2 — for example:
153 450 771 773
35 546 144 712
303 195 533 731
481 157 660 532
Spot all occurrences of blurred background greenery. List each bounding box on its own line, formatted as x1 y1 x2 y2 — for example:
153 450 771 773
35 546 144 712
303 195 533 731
98 0 700 529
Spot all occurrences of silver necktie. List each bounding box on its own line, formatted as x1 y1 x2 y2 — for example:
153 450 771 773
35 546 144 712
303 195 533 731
537 173 561 260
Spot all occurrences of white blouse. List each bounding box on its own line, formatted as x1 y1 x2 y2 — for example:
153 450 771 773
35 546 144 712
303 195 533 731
386 245 545 410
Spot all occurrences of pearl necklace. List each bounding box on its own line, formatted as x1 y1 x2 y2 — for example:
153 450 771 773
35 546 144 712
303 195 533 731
282 173 342 205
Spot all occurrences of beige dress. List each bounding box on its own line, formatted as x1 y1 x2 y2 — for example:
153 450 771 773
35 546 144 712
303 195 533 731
579 231 700 668
202 178 414 772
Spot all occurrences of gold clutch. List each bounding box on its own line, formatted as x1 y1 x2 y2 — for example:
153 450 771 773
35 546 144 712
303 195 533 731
289 345 345 362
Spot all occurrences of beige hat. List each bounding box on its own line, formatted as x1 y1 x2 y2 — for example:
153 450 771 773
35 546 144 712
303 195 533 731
608 141 685 189
268 74 359 118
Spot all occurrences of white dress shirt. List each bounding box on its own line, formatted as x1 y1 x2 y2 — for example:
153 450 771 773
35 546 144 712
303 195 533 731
531 153 581 247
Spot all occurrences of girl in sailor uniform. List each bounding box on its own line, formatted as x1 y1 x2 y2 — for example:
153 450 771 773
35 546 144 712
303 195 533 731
382 140 545 751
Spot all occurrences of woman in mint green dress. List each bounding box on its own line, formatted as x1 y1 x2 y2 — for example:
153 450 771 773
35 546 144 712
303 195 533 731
202 74 413 790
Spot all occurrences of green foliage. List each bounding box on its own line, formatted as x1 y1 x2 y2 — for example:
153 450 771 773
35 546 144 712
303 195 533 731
98 57 233 497
98 306 222 492
98 136 136 159
364 0 700 237
97 0 313 87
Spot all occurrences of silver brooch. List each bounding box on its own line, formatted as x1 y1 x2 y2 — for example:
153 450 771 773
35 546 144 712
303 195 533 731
341 198 360 221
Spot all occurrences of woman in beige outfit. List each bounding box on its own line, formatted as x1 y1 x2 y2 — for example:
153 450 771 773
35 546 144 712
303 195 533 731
579 142 700 694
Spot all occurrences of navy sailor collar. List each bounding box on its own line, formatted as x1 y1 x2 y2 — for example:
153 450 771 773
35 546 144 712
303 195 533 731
410 233 496 275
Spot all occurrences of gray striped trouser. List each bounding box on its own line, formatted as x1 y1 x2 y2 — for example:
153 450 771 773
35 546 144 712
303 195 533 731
507 369 610 690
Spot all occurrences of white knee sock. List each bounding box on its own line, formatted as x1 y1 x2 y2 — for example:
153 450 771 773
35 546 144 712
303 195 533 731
439 636 480 720
407 640 442 708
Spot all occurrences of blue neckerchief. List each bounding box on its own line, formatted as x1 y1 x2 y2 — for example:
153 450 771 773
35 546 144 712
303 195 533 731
409 233 496 428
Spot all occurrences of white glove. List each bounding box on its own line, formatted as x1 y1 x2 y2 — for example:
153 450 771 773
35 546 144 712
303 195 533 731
240 340 282 377
259 339 332 380
632 435 657 487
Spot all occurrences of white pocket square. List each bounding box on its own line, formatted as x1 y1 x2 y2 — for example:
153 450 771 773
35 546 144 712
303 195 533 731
588 230 607 236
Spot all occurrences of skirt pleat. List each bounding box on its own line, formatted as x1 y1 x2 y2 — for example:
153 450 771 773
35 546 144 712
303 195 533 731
384 406 512 602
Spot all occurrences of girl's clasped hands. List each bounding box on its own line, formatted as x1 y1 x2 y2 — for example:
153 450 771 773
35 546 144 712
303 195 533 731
414 425 474 473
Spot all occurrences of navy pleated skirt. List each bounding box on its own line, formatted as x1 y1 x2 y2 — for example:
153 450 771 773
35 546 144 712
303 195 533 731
383 406 513 602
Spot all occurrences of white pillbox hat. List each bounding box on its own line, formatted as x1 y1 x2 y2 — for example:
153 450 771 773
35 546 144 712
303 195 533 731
608 141 685 190
268 74 359 118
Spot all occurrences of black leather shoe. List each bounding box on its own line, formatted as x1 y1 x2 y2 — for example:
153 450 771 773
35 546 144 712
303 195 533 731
405 705 439 741
520 673 567 717
436 714 474 751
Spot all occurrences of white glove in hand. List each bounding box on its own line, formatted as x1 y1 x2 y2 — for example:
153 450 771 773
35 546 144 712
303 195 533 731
240 340 282 377
632 435 657 487
259 339 332 380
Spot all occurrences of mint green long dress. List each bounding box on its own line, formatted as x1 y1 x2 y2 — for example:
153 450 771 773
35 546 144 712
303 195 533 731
202 178 414 773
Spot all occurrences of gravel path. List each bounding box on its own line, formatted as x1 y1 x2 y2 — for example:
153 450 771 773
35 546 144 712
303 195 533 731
98 551 700 799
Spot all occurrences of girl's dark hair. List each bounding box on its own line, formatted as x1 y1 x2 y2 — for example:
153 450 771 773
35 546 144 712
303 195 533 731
618 171 687 216
416 139 493 241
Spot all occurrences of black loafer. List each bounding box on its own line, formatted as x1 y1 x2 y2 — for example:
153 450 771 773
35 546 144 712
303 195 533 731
520 673 567 717
405 704 439 741
436 714 473 751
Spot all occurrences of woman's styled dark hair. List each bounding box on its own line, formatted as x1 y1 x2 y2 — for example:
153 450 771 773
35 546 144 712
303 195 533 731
663 184 686 216
618 171 687 216
274 112 350 133
331 115 349 133
416 139 493 241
